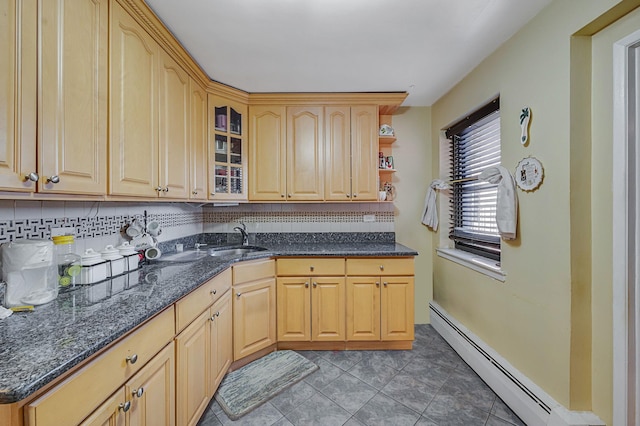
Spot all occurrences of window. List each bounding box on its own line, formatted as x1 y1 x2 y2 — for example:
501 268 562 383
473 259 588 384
446 98 501 261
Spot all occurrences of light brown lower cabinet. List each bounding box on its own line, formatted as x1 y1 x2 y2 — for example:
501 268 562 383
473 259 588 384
232 259 277 361
176 291 232 426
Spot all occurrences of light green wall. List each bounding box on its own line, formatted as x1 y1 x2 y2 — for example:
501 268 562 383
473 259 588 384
429 0 622 421
392 106 432 324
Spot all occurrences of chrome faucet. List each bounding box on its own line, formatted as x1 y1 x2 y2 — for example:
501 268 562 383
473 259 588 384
194 242 208 250
233 222 249 246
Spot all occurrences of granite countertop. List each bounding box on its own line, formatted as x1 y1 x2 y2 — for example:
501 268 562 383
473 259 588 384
0 237 417 404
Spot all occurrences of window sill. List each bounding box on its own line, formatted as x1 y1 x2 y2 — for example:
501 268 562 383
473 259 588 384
436 248 506 282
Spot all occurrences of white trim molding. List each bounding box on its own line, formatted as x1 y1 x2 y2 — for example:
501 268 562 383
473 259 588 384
429 302 605 426
436 247 507 282
612 27 640 426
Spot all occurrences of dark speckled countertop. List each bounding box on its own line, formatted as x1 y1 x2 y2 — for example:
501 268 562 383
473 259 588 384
0 234 417 404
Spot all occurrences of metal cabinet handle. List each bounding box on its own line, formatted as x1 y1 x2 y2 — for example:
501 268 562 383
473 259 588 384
346 194 351 198
211 192 216 196
305 282 309 288
353 193 357 198
126 354 138 364
281 194 285 198
236 292 241 298
24 172 39 182
310 266 314 272
383 282 388 287
163 187 169 192
210 315 216 321
379 265 384 271
376 282 380 287
312 282 317 288
46 175 60 184
216 311 220 317
211 289 217 295
119 401 131 412
192 190 198 195
156 186 163 192
288 193 292 198
132 387 144 398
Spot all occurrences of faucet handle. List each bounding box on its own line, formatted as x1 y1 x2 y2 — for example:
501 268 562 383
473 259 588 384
238 221 246 231
194 243 207 249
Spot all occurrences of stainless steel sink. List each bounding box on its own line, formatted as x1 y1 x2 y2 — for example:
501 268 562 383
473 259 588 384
155 246 267 262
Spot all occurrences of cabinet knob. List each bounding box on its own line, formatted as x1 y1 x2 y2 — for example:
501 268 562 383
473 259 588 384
163 187 169 192
210 315 216 321
281 194 285 198
192 191 198 195
126 354 138 364
353 193 357 198
380 265 384 271
305 282 309 288
288 193 292 198
346 194 351 198
119 401 131 412
216 311 220 317
210 192 216 196
383 282 388 287
46 175 60 184
310 266 314 272
132 387 144 398
24 172 39 182
211 289 217 295
376 281 380 287
312 282 317 288
156 186 163 192
236 292 241 298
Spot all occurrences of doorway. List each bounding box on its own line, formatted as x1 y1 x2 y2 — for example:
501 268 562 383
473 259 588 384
612 27 640 426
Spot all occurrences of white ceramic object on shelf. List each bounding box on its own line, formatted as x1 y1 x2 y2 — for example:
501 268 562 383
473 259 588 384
379 124 394 136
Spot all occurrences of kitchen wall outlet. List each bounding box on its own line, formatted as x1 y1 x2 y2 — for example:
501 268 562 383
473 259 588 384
50 227 75 237
363 214 376 223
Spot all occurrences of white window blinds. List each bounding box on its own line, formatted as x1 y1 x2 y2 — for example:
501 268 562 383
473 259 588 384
448 105 501 261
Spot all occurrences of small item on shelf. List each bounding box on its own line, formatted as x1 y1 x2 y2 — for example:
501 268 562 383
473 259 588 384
383 182 396 201
379 124 394 136
386 156 394 169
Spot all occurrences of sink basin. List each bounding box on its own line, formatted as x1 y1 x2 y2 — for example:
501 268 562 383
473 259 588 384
155 246 267 263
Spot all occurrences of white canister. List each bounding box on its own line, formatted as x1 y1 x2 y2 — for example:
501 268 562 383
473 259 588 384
116 242 139 271
77 249 108 285
101 245 126 277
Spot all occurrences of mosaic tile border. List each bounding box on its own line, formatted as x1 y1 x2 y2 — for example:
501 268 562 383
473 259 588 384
0 210 393 244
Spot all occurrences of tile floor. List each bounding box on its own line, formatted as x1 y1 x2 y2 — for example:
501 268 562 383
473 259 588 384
197 324 526 426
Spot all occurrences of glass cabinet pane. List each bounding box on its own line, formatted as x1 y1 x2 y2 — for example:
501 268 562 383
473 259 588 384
230 138 242 165
215 135 228 163
230 166 242 194
214 106 227 132
215 165 228 194
230 108 241 135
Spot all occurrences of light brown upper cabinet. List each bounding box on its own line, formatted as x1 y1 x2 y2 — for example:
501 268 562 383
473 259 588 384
250 105 326 201
325 105 378 201
209 95 248 200
110 2 189 199
248 105 286 201
38 0 108 195
0 0 36 192
190 79 208 200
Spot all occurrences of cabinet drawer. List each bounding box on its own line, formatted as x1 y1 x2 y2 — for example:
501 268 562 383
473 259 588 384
176 268 231 332
233 258 275 285
277 258 345 276
346 258 414 276
25 307 175 426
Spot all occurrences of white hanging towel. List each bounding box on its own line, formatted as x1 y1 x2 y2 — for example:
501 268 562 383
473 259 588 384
478 165 518 240
421 179 449 231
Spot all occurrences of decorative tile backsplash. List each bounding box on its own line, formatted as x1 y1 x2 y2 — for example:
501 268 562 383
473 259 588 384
0 201 395 244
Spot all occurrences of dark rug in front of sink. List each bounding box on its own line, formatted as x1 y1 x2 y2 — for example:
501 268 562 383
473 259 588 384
214 350 318 420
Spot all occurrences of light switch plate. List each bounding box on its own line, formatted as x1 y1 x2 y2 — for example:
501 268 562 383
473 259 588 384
363 214 376 223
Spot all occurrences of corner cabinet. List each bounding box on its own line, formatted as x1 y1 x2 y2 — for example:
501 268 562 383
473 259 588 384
208 95 248 201
190 79 208 200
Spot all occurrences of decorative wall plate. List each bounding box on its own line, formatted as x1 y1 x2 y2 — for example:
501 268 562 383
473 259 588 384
515 156 543 191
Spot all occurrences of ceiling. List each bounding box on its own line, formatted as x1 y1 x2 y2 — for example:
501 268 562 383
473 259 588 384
145 0 552 106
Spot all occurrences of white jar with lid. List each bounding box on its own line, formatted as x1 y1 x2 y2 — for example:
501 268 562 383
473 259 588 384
77 248 108 285
116 242 139 272
101 245 126 277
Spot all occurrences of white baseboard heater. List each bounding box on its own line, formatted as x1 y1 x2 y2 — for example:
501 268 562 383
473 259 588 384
429 302 605 426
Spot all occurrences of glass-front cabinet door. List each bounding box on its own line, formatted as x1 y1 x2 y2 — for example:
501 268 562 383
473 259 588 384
208 95 247 200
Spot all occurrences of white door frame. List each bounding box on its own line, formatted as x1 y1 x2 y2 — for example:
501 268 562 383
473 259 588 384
612 28 640 426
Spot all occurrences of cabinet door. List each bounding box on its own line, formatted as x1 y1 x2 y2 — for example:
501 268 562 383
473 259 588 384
109 2 158 197
346 277 380 341
277 277 311 341
158 49 189 198
210 291 232 393
176 311 209 426
126 342 175 426
350 105 378 201
39 0 107 195
381 276 415 341
248 105 286 200
80 389 126 426
324 106 352 201
286 106 324 201
0 0 36 191
233 277 276 360
189 79 208 200
312 277 346 341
